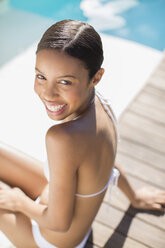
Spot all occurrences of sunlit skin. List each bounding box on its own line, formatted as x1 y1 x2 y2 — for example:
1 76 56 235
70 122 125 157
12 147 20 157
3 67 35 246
34 49 100 122
0 49 164 248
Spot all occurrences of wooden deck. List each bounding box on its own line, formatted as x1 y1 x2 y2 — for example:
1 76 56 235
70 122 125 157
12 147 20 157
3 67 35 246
85 53 165 248
1 56 165 248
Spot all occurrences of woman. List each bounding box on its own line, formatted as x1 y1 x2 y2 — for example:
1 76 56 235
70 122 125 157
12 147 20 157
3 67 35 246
0 19 164 248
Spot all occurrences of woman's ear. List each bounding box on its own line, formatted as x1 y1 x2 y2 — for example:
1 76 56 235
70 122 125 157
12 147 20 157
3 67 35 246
90 68 105 87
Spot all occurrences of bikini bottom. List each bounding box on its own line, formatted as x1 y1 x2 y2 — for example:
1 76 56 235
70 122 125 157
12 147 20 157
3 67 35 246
31 198 92 248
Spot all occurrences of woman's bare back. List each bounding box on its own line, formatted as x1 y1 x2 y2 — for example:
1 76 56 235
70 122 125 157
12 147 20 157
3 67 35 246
39 94 118 247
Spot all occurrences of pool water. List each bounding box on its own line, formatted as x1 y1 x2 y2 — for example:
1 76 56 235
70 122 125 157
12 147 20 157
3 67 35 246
9 0 87 22
104 0 165 51
9 0 165 51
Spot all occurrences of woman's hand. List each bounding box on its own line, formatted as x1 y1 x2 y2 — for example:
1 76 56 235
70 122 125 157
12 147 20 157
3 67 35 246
132 186 165 212
0 185 26 212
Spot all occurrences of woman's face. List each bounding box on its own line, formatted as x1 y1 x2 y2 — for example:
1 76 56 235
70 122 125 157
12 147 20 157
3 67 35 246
34 49 94 121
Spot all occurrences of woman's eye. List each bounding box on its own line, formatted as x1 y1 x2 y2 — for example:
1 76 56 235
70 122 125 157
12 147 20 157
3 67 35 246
36 74 45 80
59 80 72 85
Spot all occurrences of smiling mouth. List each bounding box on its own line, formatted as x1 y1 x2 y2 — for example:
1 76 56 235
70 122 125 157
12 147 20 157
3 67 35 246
44 103 67 115
45 103 66 111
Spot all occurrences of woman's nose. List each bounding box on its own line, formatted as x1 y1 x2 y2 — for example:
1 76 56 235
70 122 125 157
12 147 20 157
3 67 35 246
42 83 59 99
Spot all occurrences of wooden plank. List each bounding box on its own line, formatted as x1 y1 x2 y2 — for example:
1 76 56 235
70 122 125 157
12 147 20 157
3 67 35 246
120 111 165 139
133 89 165 112
129 99 165 126
95 203 165 248
104 175 165 231
85 242 100 248
149 67 165 79
117 138 165 172
116 153 165 189
148 74 165 91
89 221 147 248
152 67 165 78
144 84 165 101
159 63 165 72
118 123 165 155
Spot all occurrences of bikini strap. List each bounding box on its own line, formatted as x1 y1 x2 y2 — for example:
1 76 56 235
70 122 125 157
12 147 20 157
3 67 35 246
95 90 120 144
75 167 120 198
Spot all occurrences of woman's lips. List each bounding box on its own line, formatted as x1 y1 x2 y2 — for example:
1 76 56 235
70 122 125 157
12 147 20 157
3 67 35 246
44 103 67 116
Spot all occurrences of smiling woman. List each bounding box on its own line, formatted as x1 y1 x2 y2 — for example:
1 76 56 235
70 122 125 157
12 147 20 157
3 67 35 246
33 19 104 124
34 48 99 122
0 19 165 248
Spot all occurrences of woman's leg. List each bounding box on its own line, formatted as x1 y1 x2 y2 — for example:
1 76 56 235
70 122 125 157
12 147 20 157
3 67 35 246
0 141 47 199
0 208 38 248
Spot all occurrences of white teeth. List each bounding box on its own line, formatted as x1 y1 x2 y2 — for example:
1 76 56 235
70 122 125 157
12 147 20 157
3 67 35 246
46 104 66 112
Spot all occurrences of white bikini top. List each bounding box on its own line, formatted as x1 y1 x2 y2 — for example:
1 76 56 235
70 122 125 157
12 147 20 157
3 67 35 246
44 90 120 198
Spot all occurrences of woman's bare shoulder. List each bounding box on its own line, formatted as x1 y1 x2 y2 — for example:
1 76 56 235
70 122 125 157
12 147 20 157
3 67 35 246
46 122 86 145
45 123 89 168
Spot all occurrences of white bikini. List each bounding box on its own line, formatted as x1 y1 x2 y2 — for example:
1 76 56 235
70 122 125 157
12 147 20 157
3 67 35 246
31 90 120 248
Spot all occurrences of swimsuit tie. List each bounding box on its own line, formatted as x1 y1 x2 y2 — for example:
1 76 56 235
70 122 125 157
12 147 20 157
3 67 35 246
106 167 120 212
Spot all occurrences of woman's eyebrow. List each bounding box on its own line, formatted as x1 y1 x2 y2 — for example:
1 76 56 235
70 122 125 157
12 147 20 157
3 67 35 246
57 75 77 79
35 67 44 74
35 68 77 79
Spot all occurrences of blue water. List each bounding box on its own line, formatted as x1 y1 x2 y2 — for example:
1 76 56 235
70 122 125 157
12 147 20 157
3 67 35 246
9 0 165 51
107 0 165 51
9 0 86 22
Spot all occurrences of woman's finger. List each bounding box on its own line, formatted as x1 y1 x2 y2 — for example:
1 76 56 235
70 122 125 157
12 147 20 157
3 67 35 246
152 203 165 212
154 193 165 203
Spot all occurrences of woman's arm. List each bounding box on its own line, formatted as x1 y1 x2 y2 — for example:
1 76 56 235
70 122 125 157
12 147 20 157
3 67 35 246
0 184 48 222
114 161 136 204
0 125 78 232
114 161 165 212
43 125 78 231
